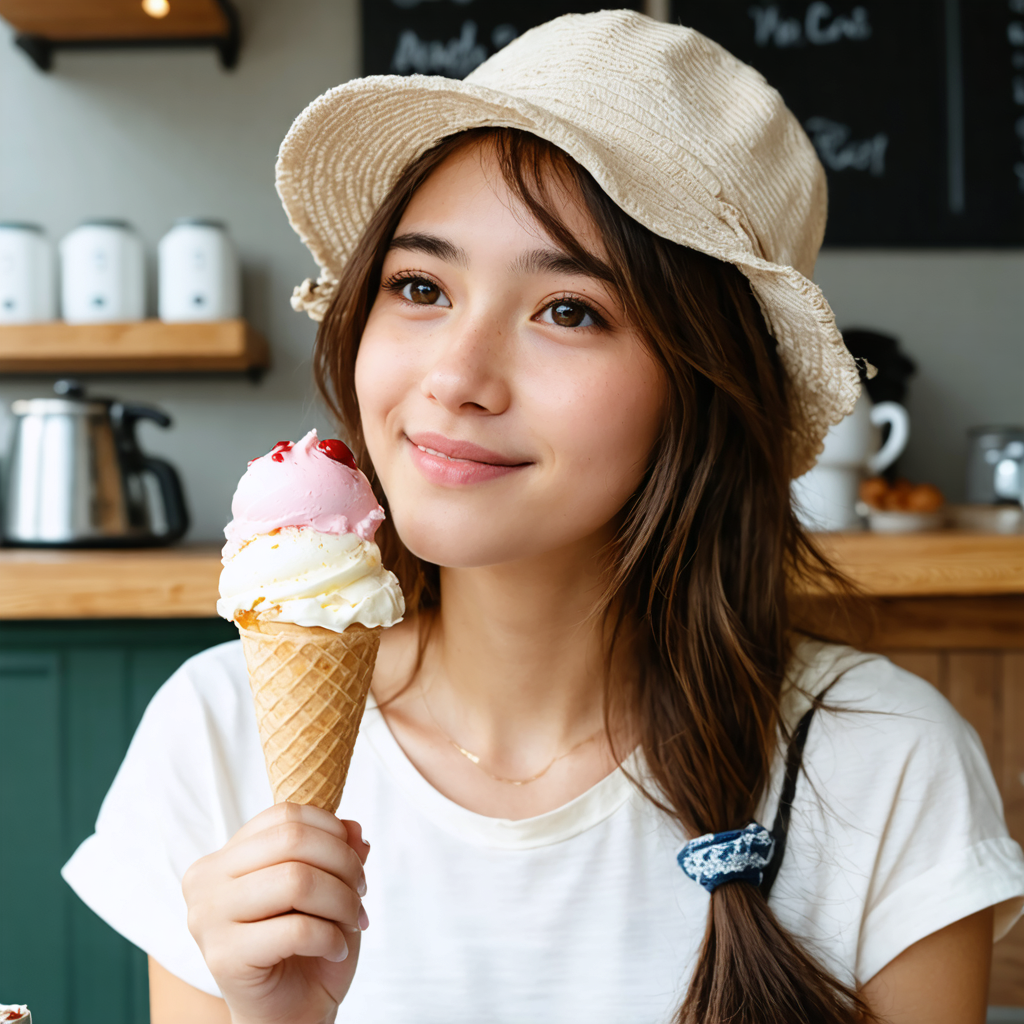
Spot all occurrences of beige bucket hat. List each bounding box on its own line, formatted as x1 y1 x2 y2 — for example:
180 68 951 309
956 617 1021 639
275 9 862 475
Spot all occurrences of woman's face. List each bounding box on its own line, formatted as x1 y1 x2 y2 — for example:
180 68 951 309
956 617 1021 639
355 142 667 569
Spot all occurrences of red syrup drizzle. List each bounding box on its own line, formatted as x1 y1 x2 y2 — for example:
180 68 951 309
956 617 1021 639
270 440 293 463
317 438 358 470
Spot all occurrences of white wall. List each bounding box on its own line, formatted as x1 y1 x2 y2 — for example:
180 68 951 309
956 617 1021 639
0 0 359 542
1 1 1021 542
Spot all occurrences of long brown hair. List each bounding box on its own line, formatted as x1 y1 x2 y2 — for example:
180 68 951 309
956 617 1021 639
313 128 871 1024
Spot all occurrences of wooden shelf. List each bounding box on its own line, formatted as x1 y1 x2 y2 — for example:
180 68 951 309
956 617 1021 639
2 531 1022 620
0 0 240 71
0 318 269 374
0 0 230 40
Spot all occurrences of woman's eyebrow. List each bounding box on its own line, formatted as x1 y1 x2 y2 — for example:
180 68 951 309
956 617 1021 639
388 232 468 267
509 247 615 282
388 233 614 283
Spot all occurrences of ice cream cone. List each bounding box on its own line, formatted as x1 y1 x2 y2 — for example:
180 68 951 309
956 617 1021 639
236 618 382 813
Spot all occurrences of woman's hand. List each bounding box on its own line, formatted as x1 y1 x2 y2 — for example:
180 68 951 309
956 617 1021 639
182 802 371 1024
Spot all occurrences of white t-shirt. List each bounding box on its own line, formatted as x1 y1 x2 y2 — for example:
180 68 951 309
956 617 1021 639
63 638 1024 1023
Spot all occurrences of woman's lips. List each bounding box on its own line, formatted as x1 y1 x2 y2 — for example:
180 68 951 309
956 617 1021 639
405 431 530 486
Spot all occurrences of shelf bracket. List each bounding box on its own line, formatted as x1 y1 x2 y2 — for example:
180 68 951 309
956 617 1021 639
11 0 240 72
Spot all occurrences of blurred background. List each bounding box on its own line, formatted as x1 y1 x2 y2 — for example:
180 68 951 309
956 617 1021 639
0 1 1021 1020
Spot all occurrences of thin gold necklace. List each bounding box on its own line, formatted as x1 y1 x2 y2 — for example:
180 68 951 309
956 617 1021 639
420 685 603 786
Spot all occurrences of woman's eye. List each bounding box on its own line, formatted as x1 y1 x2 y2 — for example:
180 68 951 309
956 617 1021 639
399 278 450 307
540 300 595 329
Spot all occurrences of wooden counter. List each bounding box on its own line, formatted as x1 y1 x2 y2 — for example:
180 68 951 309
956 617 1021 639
2 530 1021 619
810 530 1024 597
0 544 222 619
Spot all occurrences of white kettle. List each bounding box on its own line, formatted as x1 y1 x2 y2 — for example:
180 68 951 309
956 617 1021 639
791 395 910 531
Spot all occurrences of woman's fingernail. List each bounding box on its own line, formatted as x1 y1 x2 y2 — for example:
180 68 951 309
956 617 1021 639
357 875 367 897
364 837 370 850
330 938 349 962
358 904 370 931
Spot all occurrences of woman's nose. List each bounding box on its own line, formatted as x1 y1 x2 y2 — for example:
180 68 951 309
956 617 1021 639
420 312 511 415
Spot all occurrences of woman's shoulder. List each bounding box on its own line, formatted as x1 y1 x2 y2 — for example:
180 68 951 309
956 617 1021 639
781 637 1007 847
143 639 265 752
781 637 999 821
776 639 1024 985
98 639 273 835
785 636 962 734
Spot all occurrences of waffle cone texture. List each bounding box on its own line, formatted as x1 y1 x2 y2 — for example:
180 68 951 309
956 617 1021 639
275 9 866 477
237 619 382 813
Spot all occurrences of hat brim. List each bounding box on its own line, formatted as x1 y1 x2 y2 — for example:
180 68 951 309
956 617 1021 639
275 74 860 476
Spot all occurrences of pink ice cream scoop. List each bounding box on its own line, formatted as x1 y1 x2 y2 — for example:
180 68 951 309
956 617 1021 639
223 429 384 556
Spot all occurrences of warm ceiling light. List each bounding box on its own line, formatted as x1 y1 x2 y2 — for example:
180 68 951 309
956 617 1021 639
142 0 170 18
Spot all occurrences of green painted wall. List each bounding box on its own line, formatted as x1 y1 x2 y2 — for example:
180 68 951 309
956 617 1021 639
0 619 236 1023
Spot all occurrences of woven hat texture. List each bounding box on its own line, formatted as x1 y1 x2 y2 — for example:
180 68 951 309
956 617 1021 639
275 9 861 475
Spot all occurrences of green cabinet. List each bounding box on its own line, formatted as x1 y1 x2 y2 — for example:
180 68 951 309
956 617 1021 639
0 619 236 1023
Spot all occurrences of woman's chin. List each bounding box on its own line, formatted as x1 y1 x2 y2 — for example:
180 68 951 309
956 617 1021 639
390 512 537 570
397 530 522 570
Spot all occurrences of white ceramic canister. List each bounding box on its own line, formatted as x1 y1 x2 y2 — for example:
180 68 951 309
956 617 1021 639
60 219 145 324
158 219 240 321
0 222 56 323
791 394 910 531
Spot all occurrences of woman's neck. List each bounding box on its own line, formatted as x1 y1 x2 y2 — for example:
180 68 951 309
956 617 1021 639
370 531 642 819
422 534 620 778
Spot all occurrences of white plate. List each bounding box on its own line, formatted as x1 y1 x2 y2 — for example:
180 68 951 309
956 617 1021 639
864 509 947 533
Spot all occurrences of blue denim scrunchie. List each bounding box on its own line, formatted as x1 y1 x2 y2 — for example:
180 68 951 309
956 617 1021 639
676 823 775 893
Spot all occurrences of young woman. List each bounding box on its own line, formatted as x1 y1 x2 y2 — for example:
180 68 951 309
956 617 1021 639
64 12 1024 1024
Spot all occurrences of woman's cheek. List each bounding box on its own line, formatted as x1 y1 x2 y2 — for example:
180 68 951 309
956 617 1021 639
354 324 409 462
548 358 665 506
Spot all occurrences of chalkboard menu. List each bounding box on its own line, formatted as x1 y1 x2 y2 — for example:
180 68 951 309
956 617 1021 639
362 1 639 80
672 0 1024 246
362 1 1023 246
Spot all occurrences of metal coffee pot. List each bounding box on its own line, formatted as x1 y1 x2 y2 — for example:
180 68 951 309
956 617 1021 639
966 426 1024 506
2 380 189 546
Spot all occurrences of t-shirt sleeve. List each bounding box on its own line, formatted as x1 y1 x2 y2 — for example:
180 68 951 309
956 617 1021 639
61 641 270 997
773 656 1024 987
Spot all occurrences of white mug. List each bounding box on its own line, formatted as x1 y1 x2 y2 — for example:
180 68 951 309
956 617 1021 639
158 219 240 321
0 222 56 324
791 395 910 531
60 220 145 324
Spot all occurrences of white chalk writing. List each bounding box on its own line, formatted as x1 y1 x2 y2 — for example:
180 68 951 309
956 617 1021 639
491 23 517 49
748 3 871 48
1012 7 1024 194
804 117 888 175
391 19 488 76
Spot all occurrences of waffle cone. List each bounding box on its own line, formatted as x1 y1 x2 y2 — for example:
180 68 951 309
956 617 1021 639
236 619 382 813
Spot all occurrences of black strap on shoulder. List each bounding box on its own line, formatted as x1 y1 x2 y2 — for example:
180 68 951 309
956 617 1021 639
758 703 816 900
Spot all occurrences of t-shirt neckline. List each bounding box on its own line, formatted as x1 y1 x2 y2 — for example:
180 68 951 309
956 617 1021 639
360 694 640 849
